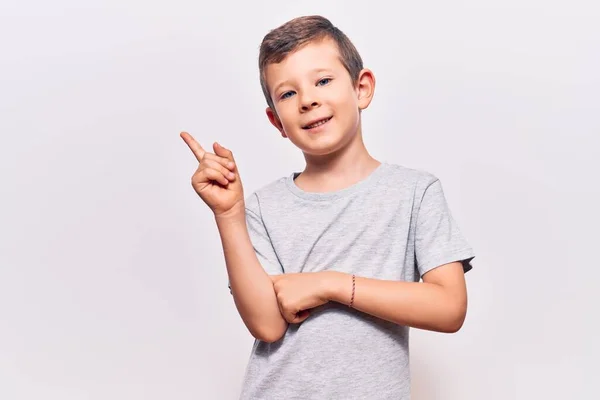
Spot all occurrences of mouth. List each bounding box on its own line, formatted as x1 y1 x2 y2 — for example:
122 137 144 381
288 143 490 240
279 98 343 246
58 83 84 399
302 116 332 130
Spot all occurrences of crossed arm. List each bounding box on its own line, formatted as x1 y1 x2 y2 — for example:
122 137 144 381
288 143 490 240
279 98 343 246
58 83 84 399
270 262 467 334
218 210 469 343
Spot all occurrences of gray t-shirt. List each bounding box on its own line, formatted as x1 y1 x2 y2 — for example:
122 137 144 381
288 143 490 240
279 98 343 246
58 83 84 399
235 162 475 400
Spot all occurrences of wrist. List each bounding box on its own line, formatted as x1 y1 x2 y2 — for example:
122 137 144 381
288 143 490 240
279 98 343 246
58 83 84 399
322 271 353 305
214 201 246 224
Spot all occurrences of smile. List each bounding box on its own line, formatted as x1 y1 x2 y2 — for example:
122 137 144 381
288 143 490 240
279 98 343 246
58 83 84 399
302 116 332 129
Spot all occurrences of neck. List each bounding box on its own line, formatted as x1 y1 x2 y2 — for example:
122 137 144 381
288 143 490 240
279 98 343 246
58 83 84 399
296 125 381 193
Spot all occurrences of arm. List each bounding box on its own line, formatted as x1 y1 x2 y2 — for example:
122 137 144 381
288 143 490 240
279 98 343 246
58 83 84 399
216 207 288 343
324 262 468 333
179 132 287 343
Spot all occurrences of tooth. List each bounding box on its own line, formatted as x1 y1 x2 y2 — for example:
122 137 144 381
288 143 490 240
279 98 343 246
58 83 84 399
306 118 329 129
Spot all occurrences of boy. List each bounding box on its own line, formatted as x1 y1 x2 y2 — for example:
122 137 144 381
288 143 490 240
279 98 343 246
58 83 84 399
181 15 475 400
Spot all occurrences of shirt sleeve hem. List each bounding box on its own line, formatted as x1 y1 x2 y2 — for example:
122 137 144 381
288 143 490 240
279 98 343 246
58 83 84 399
418 249 476 278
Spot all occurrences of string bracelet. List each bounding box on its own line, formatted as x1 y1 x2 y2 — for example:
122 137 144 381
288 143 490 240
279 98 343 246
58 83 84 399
349 274 356 308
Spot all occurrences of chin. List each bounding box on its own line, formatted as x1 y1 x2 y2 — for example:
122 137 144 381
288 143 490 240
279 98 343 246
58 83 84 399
300 139 349 157
302 147 336 157
286 125 356 156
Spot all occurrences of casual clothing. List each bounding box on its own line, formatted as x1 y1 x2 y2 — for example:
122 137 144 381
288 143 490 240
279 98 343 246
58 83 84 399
235 162 475 400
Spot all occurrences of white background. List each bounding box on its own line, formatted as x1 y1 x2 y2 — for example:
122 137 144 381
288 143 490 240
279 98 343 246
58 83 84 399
1 0 598 399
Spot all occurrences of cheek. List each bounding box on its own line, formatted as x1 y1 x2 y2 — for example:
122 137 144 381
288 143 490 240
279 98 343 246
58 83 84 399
280 115 296 132
334 95 359 121
280 105 305 131
332 87 358 110
274 106 293 130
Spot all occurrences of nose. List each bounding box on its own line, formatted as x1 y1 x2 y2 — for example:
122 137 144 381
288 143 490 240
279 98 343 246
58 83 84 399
299 89 320 112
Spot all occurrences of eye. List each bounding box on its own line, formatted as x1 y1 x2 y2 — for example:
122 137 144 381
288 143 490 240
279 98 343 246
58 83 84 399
280 91 295 100
317 78 332 86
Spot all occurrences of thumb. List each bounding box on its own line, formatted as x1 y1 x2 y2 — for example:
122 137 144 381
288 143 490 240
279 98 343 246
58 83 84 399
213 142 235 162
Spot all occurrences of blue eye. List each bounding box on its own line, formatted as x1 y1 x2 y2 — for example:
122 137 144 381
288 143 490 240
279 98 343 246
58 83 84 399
317 78 332 86
280 91 295 99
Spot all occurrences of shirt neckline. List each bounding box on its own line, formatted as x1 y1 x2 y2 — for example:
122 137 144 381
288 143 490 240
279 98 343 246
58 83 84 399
284 162 389 202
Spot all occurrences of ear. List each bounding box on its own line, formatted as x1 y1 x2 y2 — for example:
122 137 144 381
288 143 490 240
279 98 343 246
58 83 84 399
266 107 287 138
356 68 376 110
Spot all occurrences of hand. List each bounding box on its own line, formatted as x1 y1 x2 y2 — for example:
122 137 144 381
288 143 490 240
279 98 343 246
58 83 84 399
180 131 244 217
270 272 334 324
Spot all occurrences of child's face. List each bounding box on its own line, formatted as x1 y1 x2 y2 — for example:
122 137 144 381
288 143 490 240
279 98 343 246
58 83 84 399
265 38 373 156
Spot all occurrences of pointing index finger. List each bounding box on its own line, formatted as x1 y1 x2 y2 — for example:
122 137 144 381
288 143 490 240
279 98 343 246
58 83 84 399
180 131 205 162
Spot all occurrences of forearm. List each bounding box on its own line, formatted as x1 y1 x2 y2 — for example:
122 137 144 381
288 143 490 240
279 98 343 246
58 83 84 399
215 209 287 342
326 271 467 333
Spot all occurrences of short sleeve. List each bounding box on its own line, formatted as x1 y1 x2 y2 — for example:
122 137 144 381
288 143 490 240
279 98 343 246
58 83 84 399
414 178 475 278
227 193 284 293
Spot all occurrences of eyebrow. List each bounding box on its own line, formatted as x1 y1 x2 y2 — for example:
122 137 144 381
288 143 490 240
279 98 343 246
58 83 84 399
272 68 334 96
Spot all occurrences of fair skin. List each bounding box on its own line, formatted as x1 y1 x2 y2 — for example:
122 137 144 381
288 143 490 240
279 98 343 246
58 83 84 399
181 37 468 342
